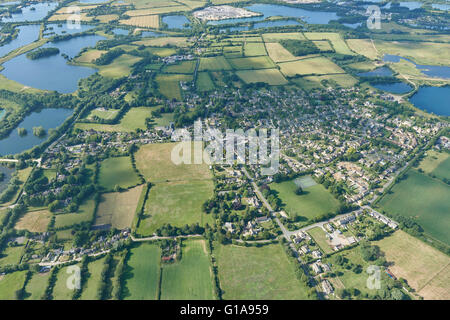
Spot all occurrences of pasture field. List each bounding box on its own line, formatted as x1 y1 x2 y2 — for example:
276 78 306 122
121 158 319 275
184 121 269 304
346 39 379 60
76 107 153 132
146 47 177 57
52 264 81 300
303 74 358 88
48 12 93 22
134 37 188 47
150 112 175 127
308 227 333 254
120 15 159 29
76 50 106 63
80 257 107 300
215 243 309 300
98 54 142 79
374 40 450 66
196 72 215 91
54 197 96 229
0 271 27 300
304 32 354 55
160 240 215 300
135 142 213 182
271 178 340 222
164 60 196 74
312 40 333 52
15 209 51 233
86 108 119 121
262 32 305 42
374 230 450 300
377 169 450 245
236 69 288 85
279 57 345 77
99 156 140 191
265 42 296 63
123 243 161 300
198 56 232 71
244 42 267 57
137 179 214 236
155 74 192 101
418 150 449 181
228 56 276 70
223 45 242 58
24 272 50 300
0 246 23 266
95 185 144 229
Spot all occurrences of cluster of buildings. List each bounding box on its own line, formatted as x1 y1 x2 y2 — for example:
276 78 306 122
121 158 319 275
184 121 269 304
193 5 261 21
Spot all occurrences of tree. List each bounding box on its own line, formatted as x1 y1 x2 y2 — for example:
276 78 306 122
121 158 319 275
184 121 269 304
295 186 303 195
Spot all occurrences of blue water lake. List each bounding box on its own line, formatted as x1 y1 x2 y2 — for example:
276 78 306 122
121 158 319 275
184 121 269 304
409 86 450 116
43 24 96 38
372 82 413 94
1 2 58 22
383 54 450 79
163 15 191 29
357 67 393 77
0 25 41 58
112 28 130 36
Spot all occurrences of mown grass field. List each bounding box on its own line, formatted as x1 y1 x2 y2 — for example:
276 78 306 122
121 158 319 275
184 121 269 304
86 108 119 121
374 230 450 300
377 169 450 245
0 271 27 300
418 150 449 181
98 156 140 191
15 209 51 233
123 243 161 300
196 72 215 91
216 243 309 300
95 185 144 229
271 179 340 222
80 257 107 300
228 56 276 70
308 227 333 254
54 196 96 229
24 272 50 300
279 57 345 77
303 74 358 88
160 240 215 300
52 264 81 300
155 74 192 101
199 56 232 71
236 69 288 85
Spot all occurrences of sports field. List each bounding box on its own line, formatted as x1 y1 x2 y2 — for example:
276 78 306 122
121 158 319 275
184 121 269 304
236 69 288 85
216 243 309 300
278 57 344 77
374 230 450 300
15 209 51 233
271 178 340 222
98 156 140 191
377 169 450 245
160 240 215 300
123 243 161 300
95 185 144 229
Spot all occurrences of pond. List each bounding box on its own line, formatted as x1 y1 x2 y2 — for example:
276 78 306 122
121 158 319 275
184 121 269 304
0 24 40 58
357 66 393 77
383 54 450 79
409 86 450 116
1 2 58 23
432 3 450 11
0 165 15 194
112 28 130 36
372 82 413 94
1 34 105 93
208 3 339 25
43 23 96 38
0 108 74 156
162 15 191 29
141 31 167 37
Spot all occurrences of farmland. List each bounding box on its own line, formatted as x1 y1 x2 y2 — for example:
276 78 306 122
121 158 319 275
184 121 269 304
54 197 96 229
0 271 27 300
24 272 50 300
236 69 288 85
98 156 141 191
15 209 51 233
155 74 193 101
278 57 344 77
80 257 107 300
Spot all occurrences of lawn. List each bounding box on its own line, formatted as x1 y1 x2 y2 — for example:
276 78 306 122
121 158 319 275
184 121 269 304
15 209 51 233
308 227 333 254
0 271 27 300
278 57 345 77
374 230 450 300
271 178 340 222
80 257 107 300
228 56 276 70
95 185 144 229
123 243 161 300
377 169 450 245
198 56 232 71
215 243 309 300
54 196 96 229
160 240 215 300
98 156 141 191
24 272 50 300
236 69 288 85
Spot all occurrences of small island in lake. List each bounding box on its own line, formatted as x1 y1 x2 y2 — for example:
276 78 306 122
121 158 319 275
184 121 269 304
32 126 46 137
26 47 60 60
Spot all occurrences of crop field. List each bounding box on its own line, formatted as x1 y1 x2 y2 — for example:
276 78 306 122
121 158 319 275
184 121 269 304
244 42 267 57
52 264 81 300
265 42 296 63
271 178 340 222
216 243 309 300
54 197 96 229
262 32 305 42
123 243 161 300
377 169 450 245
308 227 333 254
80 257 107 300
196 72 215 91
374 230 450 300
303 74 359 88
312 40 333 52
279 57 345 77
346 39 379 60
98 54 142 79
160 240 215 300
134 37 188 47
418 150 449 181
164 60 196 74
99 156 140 191
15 209 51 233
95 185 144 229
228 56 276 70
120 15 159 29
138 179 214 236
0 271 27 300
304 33 355 55
24 272 50 300
198 56 232 71
236 69 288 85
155 74 193 101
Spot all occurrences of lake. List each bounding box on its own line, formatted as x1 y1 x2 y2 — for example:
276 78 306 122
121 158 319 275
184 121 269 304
1 2 58 22
0 24 41 58
112 28 130 36
141 31 167 38
43 23 96 38
432 3 450 11
409 86 450 116
399 2 423 10
163 15 191 29
372 82 413 94
208 3 338 25
383 54 450 79
357 67 393 77
1 34 105 93
0 165 15 194
0 108 74 156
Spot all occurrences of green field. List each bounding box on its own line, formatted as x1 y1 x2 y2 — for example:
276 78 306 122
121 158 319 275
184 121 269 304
160 240 215 300
54 196 96 229
228 56 276 70
24 272 50 300
123 243 161 300
98 54 142 79
308 227 333 254
304 32 355 55
0 271 27 300
86 108 119 121
156 74 193 101
52 264 80 300
198 56 232 71
98 156 140 191
378 169 450 245
244 42 267 57
271 178 340 222
236 69 288 85
279 57 345 77
0 246 23 266
418 150 450 181
164 60 197 74
196 72 215 92
216 243 309 300
80 257 107 300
